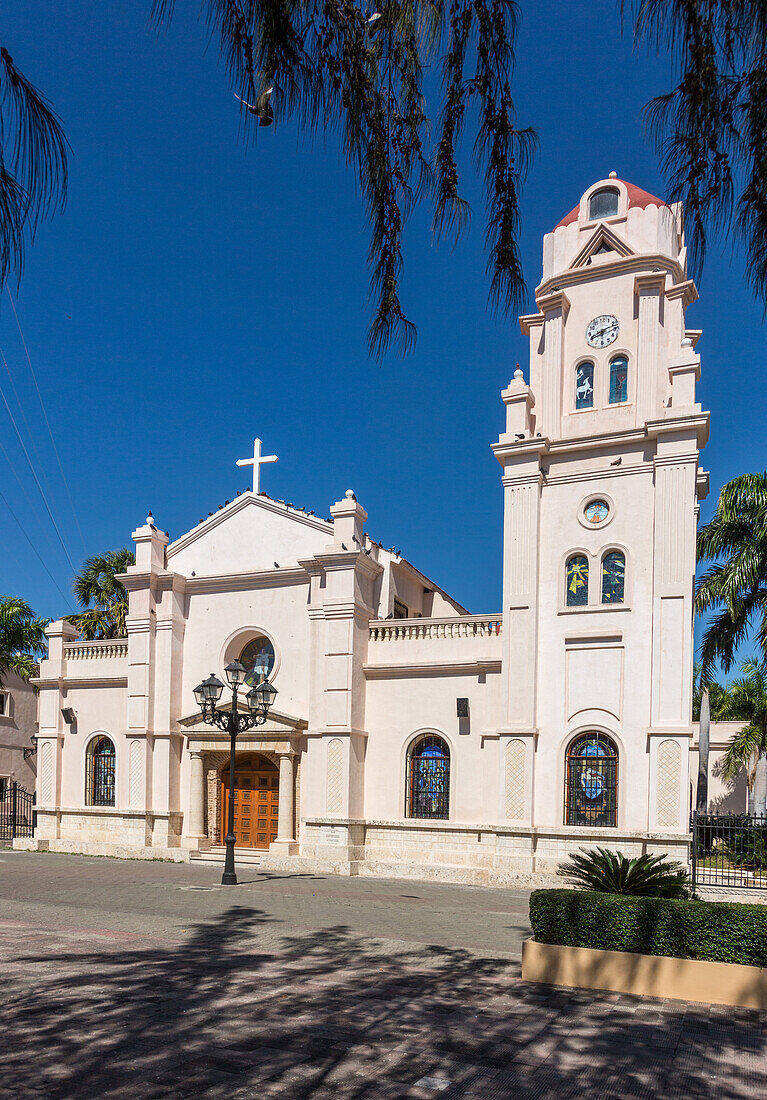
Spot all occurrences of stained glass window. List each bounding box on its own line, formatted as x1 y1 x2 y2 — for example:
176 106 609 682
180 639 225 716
240 635 275 687
407 735 450 819
86 735 116 807
602 551 625 604
566 554 589 607
565 733 618 826
584 499 609 525
609 356 628 403
575 362 594 410
589 188 619 219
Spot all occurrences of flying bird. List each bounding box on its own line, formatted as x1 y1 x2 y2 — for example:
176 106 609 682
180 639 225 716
235 88 274 126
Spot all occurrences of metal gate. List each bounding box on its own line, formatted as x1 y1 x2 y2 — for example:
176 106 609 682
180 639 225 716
0 781 35 840
691 811 767 890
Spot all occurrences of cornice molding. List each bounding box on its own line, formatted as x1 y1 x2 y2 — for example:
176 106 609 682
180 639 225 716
35 676 128 688
185 567 308 595
363 659 502 679
536 253 684 298
536 289 571 316
519 312 544 334
666 279 698 306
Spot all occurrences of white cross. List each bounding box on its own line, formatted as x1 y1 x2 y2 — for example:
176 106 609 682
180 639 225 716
236 437 278 493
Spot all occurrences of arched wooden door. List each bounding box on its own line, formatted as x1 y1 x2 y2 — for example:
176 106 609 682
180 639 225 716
221 755 279 849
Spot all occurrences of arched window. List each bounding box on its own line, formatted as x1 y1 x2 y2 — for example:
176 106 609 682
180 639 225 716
566 554 589 607
609 355 628 404
86 735 116 807
565 733 618 826
239 634 275 687
589 188 619 220
602 551 625 604
575 362 594 410
406 734 450 819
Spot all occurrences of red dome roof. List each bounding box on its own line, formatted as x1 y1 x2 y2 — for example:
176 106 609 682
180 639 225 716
556 180 665 229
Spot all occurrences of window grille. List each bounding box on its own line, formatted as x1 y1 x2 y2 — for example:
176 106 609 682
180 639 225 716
565 733 618 826
407 735 450 819
86 736 116 807
589 188 619 219
393 599 408 619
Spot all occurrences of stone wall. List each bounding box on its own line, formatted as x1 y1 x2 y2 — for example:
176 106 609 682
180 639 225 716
301 816 690 887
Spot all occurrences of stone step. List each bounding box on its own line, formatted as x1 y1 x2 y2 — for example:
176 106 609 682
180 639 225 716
190 846 264 866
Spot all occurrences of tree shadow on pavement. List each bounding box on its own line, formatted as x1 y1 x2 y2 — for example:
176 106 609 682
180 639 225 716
2 903 765 1099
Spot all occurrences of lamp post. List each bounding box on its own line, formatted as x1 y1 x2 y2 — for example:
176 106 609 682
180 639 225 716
194 661 277 885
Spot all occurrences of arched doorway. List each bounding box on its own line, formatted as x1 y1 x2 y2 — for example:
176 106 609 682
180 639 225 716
220 754 279 849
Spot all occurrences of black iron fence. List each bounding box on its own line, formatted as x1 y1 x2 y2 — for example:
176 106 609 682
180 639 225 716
691 811 767 890
0 781 35 840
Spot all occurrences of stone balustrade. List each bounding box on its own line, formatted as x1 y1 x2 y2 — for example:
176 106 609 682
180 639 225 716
369 615 502 642
63 640 129 660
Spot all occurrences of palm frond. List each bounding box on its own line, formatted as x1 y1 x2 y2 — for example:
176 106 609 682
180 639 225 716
0 45 67 286
0 595 48 687
557 846 690 898
152 0 535 357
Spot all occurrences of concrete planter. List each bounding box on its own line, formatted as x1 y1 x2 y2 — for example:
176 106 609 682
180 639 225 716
522 938 767 1010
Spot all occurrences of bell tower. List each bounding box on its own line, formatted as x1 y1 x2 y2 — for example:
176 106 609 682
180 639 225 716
493 175 709 848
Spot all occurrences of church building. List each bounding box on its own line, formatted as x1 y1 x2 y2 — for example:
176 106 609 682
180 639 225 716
21 177 712 884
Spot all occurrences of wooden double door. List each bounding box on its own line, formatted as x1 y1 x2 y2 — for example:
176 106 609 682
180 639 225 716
221 755 279 849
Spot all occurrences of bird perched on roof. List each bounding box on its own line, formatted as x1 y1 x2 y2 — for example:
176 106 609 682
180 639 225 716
515 432 526 440
235 87 274 126
610 456 622 466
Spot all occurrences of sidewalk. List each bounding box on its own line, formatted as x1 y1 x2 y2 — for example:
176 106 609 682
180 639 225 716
0 851 764 1098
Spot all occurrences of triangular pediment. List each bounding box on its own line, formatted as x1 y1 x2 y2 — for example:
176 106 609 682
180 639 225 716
166 491 332 576
569 224 635 269
180 705 307 732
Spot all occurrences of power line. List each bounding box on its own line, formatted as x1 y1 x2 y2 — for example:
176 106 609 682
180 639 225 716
0 343 48 483
5 288 86 551
0 430 64 565
0 481 72 608
0 351 78 576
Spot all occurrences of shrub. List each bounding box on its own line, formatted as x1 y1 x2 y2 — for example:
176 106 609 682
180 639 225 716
529 889 767 967
556 847 690 897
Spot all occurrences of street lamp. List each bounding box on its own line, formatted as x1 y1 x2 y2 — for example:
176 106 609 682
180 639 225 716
193 661 277 885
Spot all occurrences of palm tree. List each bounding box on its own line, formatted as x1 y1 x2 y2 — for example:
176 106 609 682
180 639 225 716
152 1 535 356
695 473 767 683
717 659 767 818
0 45 67 288
0 596 48 687
68 549 135 640
633 3 767 308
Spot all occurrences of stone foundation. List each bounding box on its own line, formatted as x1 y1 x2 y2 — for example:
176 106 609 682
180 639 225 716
301 817 690 887
33 807 184 852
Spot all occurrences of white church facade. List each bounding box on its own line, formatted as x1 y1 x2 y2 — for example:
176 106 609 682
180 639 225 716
22 177 714 884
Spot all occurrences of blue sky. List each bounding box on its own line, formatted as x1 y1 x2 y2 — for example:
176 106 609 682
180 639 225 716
0 1 762 664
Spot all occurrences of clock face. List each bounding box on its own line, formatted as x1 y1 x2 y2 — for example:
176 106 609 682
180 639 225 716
586 315 619 348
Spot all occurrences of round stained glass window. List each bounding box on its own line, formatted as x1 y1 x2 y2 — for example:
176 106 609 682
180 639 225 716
239 635 275 686
584 499 609 525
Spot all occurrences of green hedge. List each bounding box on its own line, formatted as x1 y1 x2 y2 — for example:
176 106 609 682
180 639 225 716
529 889 767 967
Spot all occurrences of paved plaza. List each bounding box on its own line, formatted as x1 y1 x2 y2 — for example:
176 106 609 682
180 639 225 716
0 851 765 1098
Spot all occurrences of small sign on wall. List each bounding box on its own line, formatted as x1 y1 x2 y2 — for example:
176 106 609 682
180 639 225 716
321 825 344 845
